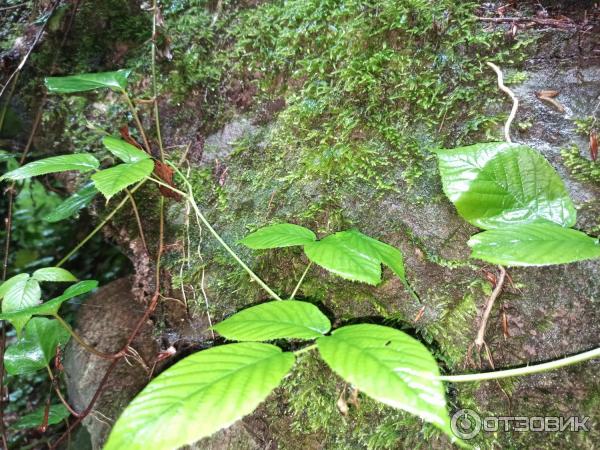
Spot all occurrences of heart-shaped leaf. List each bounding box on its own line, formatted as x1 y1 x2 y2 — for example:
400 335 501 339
435 142 576 229
44 183 98 223
44 69 131 93
4 317 70 375
105 343 295 450
32 267 77 282
0 154 99 182
11 404 70 430
214 300 331 341
102 136 150 163
469 223 600 266
317 324 454 442
91 159 154 200
240 223 317 249
303 229 405 285
0 280 98 333
0 274 29 300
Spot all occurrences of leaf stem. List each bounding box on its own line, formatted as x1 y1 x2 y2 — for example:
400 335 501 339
293 343 317 356
124 188 148 254
56 180 146 267
440 345 600 382
290 262 312 300
121 90 152 154
52 315 118 360
150 0 164 162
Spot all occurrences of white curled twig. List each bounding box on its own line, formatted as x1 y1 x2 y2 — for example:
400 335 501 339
486 62 519 143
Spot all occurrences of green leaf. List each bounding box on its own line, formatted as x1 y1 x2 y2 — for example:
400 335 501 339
0 280 98 325
214 301 331 341
44 183 98 223
0 154 100 182
435 142 576 229
317 324 454 441
105 343 295 450
240 223 317 249
91 159 154 200
102 136 150 163
4 317 70 375
12 404 70 430
32 267 77 282
3 278 42 334
44 69 131 93
0 150 16 162
0 274 29 300
303 229 405 285
469 223 600 266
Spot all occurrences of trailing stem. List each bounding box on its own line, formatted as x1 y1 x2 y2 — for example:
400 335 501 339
441 345 600 382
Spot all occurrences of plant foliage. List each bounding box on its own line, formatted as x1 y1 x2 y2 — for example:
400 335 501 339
105 343 295 450
44 69 131 93
0 154 99 182
107 301 457 449
214 300 331 341
4 317 70 375
242 225 406 286
436 142 600 266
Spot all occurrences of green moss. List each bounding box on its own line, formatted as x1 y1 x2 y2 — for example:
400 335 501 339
268 353 449 450
561 145 600 185
160 0 529 198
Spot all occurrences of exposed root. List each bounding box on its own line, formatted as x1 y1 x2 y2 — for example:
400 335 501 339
475 266 507 350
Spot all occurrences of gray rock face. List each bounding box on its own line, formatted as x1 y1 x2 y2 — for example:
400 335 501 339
64 277 158 450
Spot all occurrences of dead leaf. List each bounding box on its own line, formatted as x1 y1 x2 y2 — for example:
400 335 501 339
590 131 598 161
535 90 565 113
119 126 144 149
154 160 181 201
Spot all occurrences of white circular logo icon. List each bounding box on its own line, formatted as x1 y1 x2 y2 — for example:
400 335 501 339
451 409 481 440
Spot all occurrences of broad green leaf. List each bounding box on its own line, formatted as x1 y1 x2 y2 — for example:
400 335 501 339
0 280 98 328
303 229 405 285
3 278 42 334
317 324 454 441
0 154 99 182
0 150 16 162
4 317 70 375
45 183 98 222
44 69 131 93
0 273 29 300
91 159 154 200
435 142 576 229
12 404 70 430
105 343 295 450
32 267 77 282
214 301 331 341
240 223 317 249
469 223 600 266
102 136 150 163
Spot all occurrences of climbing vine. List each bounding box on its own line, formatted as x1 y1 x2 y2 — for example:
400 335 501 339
2 4 600 450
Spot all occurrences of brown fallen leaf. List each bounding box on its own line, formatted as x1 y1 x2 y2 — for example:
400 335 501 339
119 125 144 149
535 90 565 113
154 160 182 201
590 131 598 161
